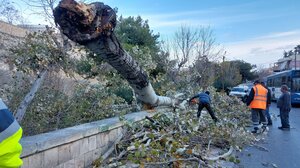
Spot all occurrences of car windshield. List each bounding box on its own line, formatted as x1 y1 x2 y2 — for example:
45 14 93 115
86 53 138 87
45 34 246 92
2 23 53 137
231 88 244 92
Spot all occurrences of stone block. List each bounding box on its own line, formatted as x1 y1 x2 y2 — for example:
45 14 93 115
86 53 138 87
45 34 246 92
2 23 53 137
58 144 71 164
74 156 85 168
63 159 75 168
79 138 89 155
88 136 97 151
95 134 102 149
43 147 59 168
84 151 94 167
28 153 43 168
97 132 109 150
91 148 103 161
55 164 64 168
108 128 118 142
70 140 80 158
21 157 29 168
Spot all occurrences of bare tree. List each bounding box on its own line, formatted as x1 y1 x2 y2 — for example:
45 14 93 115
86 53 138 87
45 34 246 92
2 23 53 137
173 25 199 71
191 27 224 89
20 0 58 24
53 0 183 108
195 26 223 62
0 0 22 24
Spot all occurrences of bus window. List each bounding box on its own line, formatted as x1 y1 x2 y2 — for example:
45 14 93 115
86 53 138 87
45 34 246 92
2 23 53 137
287 77 291 88
267 79 272 87
282 76 286 84
274 78 281 87
292 78 300 92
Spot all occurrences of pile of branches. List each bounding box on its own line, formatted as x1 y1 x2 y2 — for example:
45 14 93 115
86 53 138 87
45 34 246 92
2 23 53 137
94 91 258 167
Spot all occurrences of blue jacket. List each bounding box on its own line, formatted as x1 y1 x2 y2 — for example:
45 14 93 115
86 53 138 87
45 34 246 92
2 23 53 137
191 92 211 104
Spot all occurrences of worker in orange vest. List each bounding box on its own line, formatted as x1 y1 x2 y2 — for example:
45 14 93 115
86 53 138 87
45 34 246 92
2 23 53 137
246 80 268 133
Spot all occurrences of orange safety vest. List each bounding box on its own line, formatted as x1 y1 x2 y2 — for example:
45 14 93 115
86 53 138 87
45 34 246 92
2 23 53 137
249 84 268 110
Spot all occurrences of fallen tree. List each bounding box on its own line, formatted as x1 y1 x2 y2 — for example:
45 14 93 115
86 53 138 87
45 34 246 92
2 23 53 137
53 0 184 108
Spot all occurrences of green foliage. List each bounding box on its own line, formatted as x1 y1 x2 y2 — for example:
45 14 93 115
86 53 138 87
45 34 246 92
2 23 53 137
122 44 157 73
9 30 73 75
115 16 169 78
20 81 131 136
58 83 126 128
75 57 100 78
109 86 134 104
230 60 258 82
115 16 159 50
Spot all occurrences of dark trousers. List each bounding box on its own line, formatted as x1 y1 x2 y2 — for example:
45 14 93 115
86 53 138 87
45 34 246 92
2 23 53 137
197 102 217 120
251 109 267 126
265 106 272 122
280 110 290 128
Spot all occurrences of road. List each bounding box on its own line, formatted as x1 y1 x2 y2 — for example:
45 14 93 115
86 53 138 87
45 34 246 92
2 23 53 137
237 103 300 168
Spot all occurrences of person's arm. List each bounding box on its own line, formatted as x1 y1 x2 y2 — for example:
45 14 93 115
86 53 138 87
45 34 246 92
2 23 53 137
189 95 198 102
277 94 283 108
282 93 291 111
246 88 254 106
267 89 271 105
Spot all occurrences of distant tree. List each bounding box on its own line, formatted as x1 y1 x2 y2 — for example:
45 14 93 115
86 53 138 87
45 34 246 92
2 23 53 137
115 16 169 80
192 26 224 89
115 16 159 51
173 25 198 71
214 61 242 90
230 60 257 82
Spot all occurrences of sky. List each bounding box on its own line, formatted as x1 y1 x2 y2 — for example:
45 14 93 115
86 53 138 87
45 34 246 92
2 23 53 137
11 0 300 68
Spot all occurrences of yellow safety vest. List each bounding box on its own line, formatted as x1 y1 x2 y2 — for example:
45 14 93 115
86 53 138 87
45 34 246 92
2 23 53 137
0 99 23 168
249 84 268 110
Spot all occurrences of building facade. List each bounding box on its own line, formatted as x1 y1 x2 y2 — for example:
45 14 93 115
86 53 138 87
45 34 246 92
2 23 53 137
274 52 300 72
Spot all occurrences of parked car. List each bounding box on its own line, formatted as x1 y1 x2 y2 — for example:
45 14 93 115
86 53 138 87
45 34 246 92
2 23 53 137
229 86 249 102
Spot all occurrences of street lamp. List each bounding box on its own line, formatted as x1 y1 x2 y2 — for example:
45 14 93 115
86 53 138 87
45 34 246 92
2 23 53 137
295 46 300 70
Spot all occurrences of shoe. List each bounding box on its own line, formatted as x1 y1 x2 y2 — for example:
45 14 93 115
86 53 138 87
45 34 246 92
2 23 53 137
251 127 258 133
267 119 272 125
278 126 290 130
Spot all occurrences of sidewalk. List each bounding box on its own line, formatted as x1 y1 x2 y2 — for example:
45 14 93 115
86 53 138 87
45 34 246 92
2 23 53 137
237 103 300 168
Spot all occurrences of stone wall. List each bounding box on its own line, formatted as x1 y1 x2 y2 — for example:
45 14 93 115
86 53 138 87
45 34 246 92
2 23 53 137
0 21 27 37
20 109 167 168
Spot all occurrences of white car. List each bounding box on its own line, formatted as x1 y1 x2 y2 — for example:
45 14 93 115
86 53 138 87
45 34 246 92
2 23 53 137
229 87 249 102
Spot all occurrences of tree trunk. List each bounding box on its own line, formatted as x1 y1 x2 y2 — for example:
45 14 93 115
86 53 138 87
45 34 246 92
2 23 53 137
15 69 48 122
53 0 181 108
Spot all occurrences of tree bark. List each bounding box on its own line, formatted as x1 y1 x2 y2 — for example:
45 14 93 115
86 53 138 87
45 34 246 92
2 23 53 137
15 69 48 122
53 0 180 108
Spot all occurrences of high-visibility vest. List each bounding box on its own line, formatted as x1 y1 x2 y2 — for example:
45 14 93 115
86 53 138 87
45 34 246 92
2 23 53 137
249 84 268 110
0 98 23 168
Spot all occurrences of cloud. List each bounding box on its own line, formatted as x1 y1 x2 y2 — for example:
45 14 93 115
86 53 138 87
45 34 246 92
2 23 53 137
224 30 300 67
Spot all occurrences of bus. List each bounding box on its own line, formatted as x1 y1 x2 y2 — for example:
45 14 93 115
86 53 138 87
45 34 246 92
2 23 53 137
266 70 300 105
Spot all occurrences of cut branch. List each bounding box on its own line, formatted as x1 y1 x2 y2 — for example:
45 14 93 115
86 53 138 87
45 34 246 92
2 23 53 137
203 146 234 161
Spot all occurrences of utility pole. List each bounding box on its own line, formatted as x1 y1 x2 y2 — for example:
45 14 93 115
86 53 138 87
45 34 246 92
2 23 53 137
295 49 297 70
